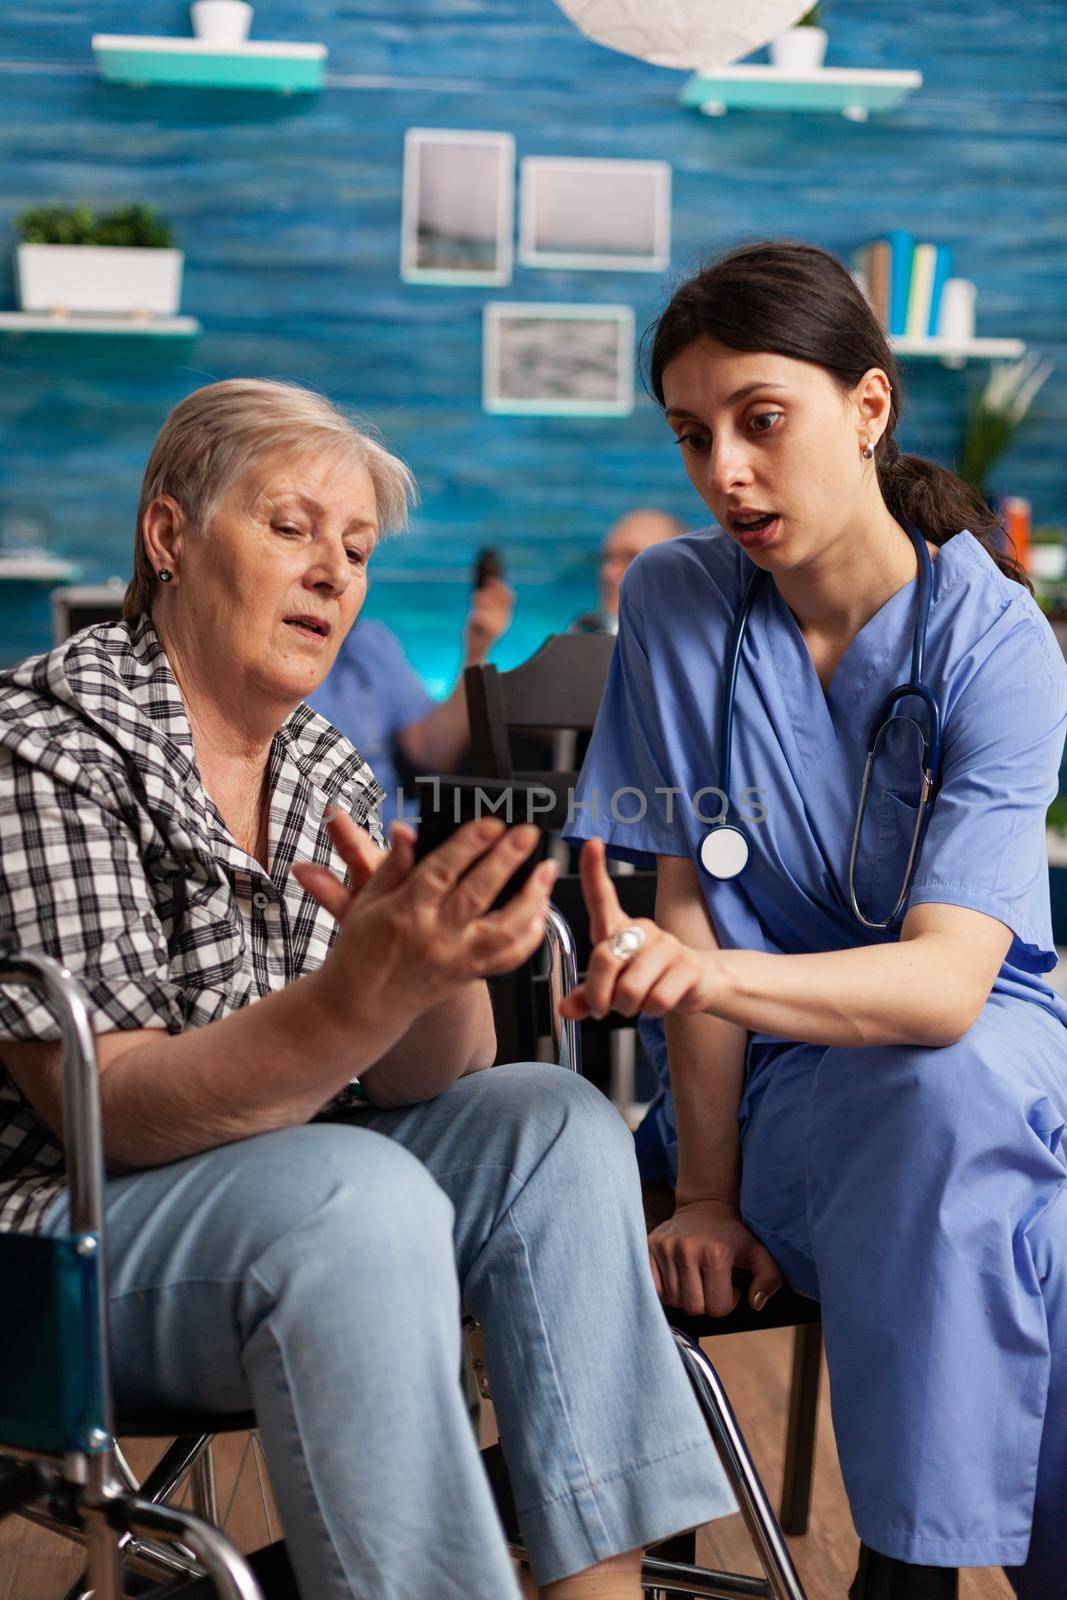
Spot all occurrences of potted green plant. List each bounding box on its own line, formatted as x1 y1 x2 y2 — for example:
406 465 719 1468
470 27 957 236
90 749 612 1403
13 203 183 319
957 352 1054 499
769 4 830 71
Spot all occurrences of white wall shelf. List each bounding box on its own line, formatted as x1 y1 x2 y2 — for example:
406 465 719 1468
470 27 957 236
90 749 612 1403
0 312 201 337
92 35 327 94
891 334 1026 369
680 64 922 122
0 554 79 583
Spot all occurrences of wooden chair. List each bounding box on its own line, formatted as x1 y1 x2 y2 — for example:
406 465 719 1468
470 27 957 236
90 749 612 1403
465 635 824 1540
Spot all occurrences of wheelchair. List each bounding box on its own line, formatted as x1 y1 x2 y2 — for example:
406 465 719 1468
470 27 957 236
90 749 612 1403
0 938 808 1600
0 952 262 1600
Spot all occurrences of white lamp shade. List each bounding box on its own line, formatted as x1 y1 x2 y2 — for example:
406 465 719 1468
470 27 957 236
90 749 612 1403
554 0 813 71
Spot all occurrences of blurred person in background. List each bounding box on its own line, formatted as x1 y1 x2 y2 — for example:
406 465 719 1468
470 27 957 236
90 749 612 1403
571 509 685 635
310 568 514 827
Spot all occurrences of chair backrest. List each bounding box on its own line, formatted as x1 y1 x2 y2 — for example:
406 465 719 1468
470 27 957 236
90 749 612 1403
466 632 616 781
466 635 658 1070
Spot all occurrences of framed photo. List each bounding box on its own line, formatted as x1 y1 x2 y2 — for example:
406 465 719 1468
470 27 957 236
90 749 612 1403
483 303 635 417
518 157 671 272
401 128 515 285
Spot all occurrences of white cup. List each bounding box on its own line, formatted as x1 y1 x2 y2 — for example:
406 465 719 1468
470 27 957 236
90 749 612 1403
936 277 977 344
190 1 254 44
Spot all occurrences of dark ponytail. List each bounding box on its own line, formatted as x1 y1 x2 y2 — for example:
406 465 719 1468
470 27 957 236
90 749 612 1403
643 239 1030 589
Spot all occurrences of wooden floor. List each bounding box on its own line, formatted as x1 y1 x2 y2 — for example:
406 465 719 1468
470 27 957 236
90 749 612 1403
692 1331 1011 1600
1 1326 1014 1599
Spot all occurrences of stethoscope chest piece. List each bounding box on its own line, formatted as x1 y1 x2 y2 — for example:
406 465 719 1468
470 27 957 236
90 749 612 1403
700 824 749 881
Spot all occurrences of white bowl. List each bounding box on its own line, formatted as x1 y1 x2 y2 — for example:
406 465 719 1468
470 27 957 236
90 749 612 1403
190 1 253 45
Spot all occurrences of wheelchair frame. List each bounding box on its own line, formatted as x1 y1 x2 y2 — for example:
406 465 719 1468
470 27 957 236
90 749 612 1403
3 929 808 1600
0 952 262 1600
541 910 808 1600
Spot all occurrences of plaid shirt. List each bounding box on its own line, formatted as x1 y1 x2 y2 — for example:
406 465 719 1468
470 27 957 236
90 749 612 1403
0 615 385 1234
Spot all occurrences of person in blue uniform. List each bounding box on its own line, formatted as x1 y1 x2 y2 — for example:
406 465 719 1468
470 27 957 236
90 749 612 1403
310 578 513 827
570 509 685 636
565 240 1067 1600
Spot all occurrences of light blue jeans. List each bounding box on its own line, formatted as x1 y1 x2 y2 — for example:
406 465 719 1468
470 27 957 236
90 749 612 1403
45 1062 733 1599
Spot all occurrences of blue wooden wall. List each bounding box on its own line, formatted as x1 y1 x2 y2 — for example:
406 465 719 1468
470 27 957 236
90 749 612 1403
1 1 1064 685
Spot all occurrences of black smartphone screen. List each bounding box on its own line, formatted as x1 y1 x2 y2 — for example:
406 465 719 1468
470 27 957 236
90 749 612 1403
414 776 552 909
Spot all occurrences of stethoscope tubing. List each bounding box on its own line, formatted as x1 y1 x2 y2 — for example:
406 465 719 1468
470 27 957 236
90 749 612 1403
718 564 764 809
707 515 942 924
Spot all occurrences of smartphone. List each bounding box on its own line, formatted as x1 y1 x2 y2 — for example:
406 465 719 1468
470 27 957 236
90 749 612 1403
473 546 504 590
414 775 551 909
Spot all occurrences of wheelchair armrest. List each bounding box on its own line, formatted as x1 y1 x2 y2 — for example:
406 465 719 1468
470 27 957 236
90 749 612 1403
544 902 583 1075
0 954 103 1240
0 956 115 1455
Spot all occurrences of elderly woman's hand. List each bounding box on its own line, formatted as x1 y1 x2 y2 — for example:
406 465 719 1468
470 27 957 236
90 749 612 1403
291 808 390 923
294 811 556 1048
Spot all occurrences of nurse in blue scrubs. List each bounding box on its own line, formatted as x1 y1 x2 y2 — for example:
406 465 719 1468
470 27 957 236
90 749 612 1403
565 240 1067 1600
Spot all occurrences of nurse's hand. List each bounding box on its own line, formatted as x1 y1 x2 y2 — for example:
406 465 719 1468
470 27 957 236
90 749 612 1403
559 839 713 1020
649 1199 783 1318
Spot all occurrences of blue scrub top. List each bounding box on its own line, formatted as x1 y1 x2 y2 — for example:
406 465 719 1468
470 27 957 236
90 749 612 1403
569 527 1067 1174
309 617 434 829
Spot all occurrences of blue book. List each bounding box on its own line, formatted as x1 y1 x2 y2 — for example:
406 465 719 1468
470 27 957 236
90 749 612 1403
883 229 915 338
927 243 954 338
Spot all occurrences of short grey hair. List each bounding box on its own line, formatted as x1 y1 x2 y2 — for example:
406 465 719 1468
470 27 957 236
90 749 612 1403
125 378 418 619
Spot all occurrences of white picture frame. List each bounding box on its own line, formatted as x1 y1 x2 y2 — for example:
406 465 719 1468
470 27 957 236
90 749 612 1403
518 157 671 273
401 128 515 286
483 302 635 417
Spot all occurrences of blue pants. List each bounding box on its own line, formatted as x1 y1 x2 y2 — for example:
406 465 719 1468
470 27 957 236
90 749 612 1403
739 993 1067 1598
46 1063 732 1599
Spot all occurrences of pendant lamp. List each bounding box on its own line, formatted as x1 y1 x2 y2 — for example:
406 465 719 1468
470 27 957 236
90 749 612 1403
553 0 812 71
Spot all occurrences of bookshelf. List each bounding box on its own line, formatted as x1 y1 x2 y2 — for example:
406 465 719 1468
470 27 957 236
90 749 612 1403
890 335 1026 370
91 35 327 93
0 554 78 583
680 65 922 121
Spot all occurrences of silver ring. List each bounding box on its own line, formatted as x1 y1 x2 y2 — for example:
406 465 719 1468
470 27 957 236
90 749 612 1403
609 927 645 962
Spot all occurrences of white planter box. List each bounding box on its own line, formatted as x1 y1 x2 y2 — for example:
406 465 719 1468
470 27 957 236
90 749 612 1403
15 244 184 317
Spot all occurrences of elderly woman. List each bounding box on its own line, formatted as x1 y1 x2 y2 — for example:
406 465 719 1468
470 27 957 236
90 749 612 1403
0 380 730 1600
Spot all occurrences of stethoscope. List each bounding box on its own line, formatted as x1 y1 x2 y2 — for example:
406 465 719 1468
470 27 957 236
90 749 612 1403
699 516 943 931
